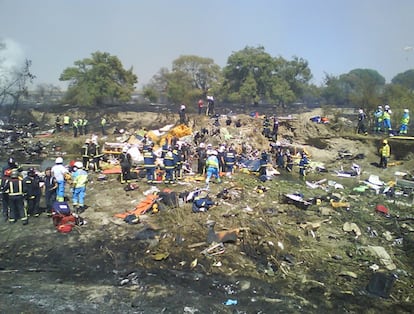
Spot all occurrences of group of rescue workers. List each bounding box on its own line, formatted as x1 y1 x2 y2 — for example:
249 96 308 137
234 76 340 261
1 100 407 226
55 114 108 137
357 105 410 136
1 155 88 225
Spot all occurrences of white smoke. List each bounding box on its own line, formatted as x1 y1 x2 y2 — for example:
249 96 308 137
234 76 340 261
0 38 25 83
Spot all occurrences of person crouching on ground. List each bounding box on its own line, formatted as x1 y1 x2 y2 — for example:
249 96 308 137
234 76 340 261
205 150 221 188
71 161 88 212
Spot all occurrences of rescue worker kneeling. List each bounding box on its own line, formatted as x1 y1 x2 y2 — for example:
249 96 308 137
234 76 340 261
205 150 221 188
5 170 28 225
71 161 88 212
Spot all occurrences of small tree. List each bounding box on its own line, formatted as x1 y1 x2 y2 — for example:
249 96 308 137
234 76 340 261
59 51 138 106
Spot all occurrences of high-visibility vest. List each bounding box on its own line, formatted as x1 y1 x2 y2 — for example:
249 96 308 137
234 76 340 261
72 170 88 188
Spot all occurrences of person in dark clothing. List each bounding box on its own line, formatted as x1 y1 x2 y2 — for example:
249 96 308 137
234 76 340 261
285 150 293 172
272 116 279 141
258 151 269 180
172 144 183 180
143 146 157 184
235 119 242 128
206 96 215 116
357 109 368 135
1 169 11 221
262 116 271 139
196 143 207 175
179 104 187 125
43 167 57 215
119 148 132 184
23 168 42 217
225 116 232 126
5 170 28 225
299 152 309 179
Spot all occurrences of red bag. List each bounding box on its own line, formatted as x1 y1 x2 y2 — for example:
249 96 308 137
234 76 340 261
375 204 389 215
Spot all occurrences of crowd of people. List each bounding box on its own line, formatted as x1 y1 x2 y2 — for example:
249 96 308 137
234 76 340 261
2 100 407 226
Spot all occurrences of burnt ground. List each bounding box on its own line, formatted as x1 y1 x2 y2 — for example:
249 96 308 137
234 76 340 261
1 104 414 313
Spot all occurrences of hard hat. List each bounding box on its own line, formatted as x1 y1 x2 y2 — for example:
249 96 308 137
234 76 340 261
383 139 388 144
10 170 19 178
74 161 83 169
211 150 218 155
85 139 90 144
384 105 390 110
358 109 363 114
199 143 205 148
404 109 409 113
28 167 36 176
180 104 186 110
55 157 63 164
8 157 15 165
378 105 383 109
122 146 128 153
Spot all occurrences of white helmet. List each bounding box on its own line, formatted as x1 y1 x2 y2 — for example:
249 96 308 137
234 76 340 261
199 143 205 148
211 150 218 156
358 109 363 114
180 104 186 110
384 105 390 110
378 105 383 109
404 109 409 113
55 157 63 164
74 161 83 169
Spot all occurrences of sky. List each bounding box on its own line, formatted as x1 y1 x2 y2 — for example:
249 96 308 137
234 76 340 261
1 0 414 90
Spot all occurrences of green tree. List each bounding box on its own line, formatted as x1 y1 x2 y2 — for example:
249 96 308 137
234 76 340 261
221 46 311 106
322 69 385 110
391 69 414 92
146 56 221 108
59 51 138 106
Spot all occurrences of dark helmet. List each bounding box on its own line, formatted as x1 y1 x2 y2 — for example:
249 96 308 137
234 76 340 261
28 167 36 176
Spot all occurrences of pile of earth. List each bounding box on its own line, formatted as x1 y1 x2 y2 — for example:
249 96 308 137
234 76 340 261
1 105 414 313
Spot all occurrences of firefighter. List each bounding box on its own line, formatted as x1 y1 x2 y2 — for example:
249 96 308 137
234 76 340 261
163 147 176 183
143 144 157 184
23 168 42 217
5 170 28 225
224 144 237 177
299 152 309 179
172 144 183 180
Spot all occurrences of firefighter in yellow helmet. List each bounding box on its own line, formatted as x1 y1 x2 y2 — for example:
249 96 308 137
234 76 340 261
379 139 390 169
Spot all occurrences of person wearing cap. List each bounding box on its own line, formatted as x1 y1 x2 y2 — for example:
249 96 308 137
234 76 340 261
224 144 237 177
51 157 68 202
357 109 368 135
399 109 410 135
205 150 221 188
179 104 187 125
71 161 88 212
373 105 383 133
23 168 42 217
379 139 390 169
4 170 27 225
43 167 57 215
382 105 392 135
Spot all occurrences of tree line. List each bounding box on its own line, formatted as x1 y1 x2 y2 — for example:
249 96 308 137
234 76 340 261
1 41 414 114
